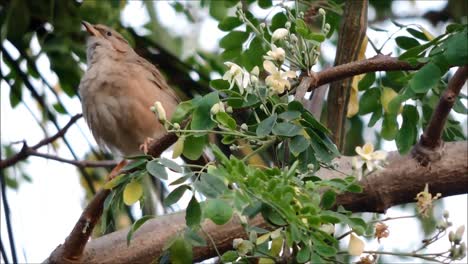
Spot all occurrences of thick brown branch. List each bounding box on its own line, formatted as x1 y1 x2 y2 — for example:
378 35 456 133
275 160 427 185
0 114 83 169
326 0 368 151
46 161 127 264
309 55 422 91
411 65 468 165
74 141 467 263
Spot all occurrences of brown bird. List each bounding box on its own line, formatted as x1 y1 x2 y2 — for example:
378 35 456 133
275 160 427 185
79 21 179 156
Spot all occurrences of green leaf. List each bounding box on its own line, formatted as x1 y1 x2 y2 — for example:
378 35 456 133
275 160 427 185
9 80 22 108
358 72 375 91
368 108 382 127
164 185 189 207
209 0 228 21
301 111 331 135
194 173 227 198
321 190 336 209
170 236 193 264
215 112 237 130
381 114 398 140
407 28 429 41
209 79 230 90
171 100 193 124
444 30 468 66
204 199 233 225
183 135 207 160
395 36 420 50
159 158 182 173
123 159 146 171
278 111 301 121
256 114 277 137
314 244 337 257
271 12 287 31
219 31 249 49
409 63 441 93
396 105 419 154
53 103 68 114
186 196 201 228
146 160 168 180
296 247 311 263
191 92 219 130
359 88 381 115
126 215 154 246
218 16 243 31
290 135 310 156
258 0 273 8
272 122 302 137
347 184 363 193
221 251 239 262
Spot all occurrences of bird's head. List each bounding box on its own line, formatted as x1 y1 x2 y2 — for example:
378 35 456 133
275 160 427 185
82 21 133 63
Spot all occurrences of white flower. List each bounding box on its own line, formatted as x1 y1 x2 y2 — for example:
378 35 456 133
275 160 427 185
223 62 250 94
263 60 296 94
210 102 225 115
354 142 387 172
264 45 286 62
348 233 365 256
152 101 167 122
272 28 288 42
250 66 259 84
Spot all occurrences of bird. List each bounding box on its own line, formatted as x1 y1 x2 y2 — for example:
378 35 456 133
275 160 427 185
79 21 179 156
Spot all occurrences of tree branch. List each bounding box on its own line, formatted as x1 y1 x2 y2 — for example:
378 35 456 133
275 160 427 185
46 161 127 264
411 65 468 165
309 55 422 91
0 114 83 169
70 141 467 263
1 46 97 194
326 0 368 151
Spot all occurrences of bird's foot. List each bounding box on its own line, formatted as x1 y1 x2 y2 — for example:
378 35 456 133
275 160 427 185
139 137 155 155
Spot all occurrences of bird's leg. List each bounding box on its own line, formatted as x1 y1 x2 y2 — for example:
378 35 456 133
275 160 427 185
139 137 155 155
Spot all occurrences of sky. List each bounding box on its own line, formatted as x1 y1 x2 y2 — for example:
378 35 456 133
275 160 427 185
0 1 466 263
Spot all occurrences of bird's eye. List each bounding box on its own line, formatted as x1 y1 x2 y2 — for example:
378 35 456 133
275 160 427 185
106 31 112 37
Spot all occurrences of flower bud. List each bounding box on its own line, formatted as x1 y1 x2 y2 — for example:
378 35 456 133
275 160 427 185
210 102 225 115
449 231 455 242
240 123 248 130
272 28 288 42
251 66 259 76
444 210 450 219
455 225 465 244
173 123 180 130
226 106 233 113
285 21 291 29
172 136 185 159
319 8 326 16
153 101 167 122
348 233 365 256
260 23 266 28
290 33 298 43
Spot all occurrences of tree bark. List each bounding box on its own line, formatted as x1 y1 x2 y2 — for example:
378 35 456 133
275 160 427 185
69 141 467 264
326 0 368 151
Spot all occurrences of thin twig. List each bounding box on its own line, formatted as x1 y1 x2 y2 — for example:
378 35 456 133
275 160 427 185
0 114 83 169
1 46 97 194
0 172 18 264
29 151 118 168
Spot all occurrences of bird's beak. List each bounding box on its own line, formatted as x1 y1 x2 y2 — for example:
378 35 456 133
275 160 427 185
82 21 101 37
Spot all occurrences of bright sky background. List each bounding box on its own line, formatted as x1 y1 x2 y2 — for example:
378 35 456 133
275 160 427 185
0 1 466 263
